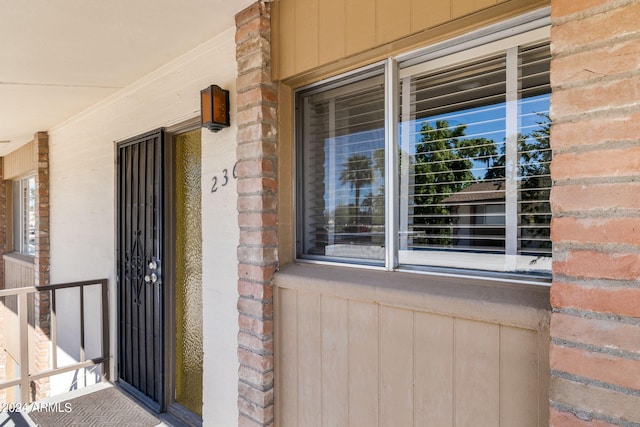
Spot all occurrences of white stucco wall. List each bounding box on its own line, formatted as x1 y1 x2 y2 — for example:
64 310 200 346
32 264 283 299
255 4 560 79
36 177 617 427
47 26 239 425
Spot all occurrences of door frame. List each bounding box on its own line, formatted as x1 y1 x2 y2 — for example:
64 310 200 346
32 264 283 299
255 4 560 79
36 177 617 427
115 117 202 424
162 117 204 426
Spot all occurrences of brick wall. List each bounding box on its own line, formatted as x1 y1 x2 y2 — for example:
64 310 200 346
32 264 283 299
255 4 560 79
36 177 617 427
549 0 640 425
235 2 277 427
33 131 50 400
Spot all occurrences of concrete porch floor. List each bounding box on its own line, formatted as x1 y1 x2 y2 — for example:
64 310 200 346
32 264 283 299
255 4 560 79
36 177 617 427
0 383 173 427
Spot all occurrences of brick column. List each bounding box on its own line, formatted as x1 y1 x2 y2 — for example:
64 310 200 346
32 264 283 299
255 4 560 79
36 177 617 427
33 131 50 400
34 131 50 288
235 2 277 427
549 1 640 426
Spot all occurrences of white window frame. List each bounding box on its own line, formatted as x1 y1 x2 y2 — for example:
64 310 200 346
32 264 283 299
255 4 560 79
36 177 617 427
12 175 36 256
295 10 552 283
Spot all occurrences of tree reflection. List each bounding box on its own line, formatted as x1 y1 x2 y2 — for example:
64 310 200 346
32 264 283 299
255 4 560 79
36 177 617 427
412 113 551 252
340 154 375 227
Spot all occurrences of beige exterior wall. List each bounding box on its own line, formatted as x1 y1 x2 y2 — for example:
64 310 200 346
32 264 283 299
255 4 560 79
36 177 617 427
3 141 34 181
275 264 550 426
3 255 34 290
1 255 36 377
273 0 549 82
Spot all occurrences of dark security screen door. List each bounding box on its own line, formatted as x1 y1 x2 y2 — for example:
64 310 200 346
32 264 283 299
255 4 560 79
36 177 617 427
117 129 164 411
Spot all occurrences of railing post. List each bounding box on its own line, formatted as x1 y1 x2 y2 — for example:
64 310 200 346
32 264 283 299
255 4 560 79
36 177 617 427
80 286 85 364
101 280 110 382
18 293 29 404
51 290 58 370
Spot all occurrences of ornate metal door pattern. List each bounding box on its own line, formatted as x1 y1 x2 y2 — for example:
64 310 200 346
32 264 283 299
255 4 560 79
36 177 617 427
124 230 161 305
116 129 164 411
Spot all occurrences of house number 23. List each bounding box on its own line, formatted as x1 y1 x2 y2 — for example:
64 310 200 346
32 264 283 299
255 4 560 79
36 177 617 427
211 162 238 193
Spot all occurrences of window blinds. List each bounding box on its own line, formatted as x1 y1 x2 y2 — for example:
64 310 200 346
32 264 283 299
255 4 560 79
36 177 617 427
399 41 551 270
300 73 386 260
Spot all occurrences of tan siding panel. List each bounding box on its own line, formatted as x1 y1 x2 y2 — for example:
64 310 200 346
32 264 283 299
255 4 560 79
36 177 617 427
537 322 551 423
4 141 35 180
376 0 412 45
297 291 322 426
379 306 414 426
411 0 453 32
294 0 319 74
346 0 376 56
414 312 454 427
501 326 540 426
275 0 549 80
277 85 294 264
454 319 501 426
318 0 346 65
320 296 348 427
452 0 498 18
348 300 379 426
4 256 35 289
274 270 550 426
277 0 296 79
278 288 298 427
2 256 35 364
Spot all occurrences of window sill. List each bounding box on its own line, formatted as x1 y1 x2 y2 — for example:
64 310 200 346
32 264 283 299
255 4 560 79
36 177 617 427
274 262 551 330
3 252 35 267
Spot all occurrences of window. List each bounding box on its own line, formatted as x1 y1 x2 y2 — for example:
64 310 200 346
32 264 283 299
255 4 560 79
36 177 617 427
299 69 386 262
297 22 551 277
13 176 36 255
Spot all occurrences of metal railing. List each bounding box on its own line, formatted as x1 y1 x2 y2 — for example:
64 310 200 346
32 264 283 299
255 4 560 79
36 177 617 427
0 279 109 403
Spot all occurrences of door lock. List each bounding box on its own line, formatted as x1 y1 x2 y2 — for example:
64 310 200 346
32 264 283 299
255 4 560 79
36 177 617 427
144 257 161 285
144 273 158 283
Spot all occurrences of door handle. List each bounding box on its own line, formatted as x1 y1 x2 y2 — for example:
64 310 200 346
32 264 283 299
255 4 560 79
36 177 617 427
144 273 158 284
145 258 161 284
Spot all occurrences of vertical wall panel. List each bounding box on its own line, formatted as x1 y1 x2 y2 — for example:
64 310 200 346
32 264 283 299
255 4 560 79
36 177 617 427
275 283 549 426
379 306 414 426
3 141 35 180
348 300 379 426
501 326 540 426
376 0 412 45
537 323 550 424
4 257 35 289
345 0 376 57
276 0 296 79
452 0 498 18
318 0 346 65
321 296 349 427
297 291 322 426
454 319 501 427
277 85 295 264
294 0 319 72
278 288 298 427
275 0 543 79
411 0 453 33
414 312 454 427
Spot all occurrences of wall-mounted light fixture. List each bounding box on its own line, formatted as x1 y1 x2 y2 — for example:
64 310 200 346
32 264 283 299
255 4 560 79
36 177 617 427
200 85 230 132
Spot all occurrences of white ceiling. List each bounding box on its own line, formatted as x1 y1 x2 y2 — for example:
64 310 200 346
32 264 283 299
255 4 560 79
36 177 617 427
0 0 255 155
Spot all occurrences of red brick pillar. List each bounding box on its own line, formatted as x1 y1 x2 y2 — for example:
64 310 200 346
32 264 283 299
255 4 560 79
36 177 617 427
235 2 277 427
33 131 50 400
34 132 50 288
549 1 640 425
